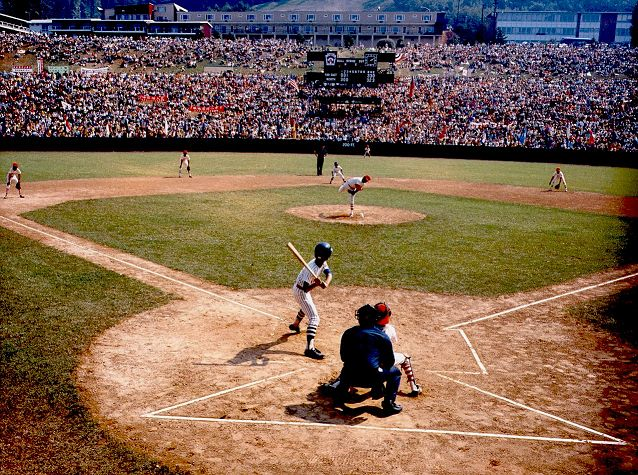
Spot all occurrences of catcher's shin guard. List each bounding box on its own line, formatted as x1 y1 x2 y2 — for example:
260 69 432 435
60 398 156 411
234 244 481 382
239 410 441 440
400 356 419 392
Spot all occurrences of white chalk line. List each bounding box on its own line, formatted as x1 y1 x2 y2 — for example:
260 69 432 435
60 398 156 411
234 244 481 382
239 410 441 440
141 414 624 445
445 272 638 330
435 373 626 445
142 369 303 417
0 215 284 322
457 329 488 375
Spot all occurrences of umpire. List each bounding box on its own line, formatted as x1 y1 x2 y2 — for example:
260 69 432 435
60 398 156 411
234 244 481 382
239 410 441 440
333 304 403 415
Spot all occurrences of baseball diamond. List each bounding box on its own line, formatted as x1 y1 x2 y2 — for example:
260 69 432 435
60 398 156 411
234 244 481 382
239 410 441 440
1 160 637 474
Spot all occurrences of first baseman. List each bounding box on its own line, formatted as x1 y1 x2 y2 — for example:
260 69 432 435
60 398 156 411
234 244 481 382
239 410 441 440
338 175 371 217
5 162 24 199
179 150 192 178
289 242 333 360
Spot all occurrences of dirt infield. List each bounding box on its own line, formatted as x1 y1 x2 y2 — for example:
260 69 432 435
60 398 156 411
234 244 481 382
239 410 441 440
1 175 637 474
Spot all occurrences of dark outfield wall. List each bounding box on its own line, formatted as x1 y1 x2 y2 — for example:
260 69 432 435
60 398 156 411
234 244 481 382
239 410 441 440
2 137 635 168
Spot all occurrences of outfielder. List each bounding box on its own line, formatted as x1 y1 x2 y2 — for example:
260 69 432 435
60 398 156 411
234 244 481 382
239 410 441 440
338 175 371 218
548 167 567 192
5 162 24 199
289 242 333 360
179 150 192 178
329 161 346 184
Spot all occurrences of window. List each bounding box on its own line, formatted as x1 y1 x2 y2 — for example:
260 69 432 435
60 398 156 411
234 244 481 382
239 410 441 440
222 14 231 22
350 14 359 22
290 13 298 22
333 14 341 22
307 14 315 22
180 14 189 21
377 14 386 22
157 6 165 12
247 14 254 21
264 14 272 21
395 14 404 22
422 15 431 22
206 14 214 20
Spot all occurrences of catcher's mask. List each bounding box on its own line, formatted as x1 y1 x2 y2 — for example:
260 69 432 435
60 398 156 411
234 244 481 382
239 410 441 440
374 302 392 326
314 242 333 261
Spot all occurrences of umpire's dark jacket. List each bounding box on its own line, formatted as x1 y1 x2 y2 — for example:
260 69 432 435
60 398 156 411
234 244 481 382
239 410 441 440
339 324 395 384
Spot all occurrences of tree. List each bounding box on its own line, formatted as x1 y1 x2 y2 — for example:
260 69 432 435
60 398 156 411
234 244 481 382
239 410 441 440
494 27 507 44
632 0 638 47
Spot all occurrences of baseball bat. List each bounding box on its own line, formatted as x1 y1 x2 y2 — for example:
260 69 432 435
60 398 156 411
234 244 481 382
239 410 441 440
287 242 320 280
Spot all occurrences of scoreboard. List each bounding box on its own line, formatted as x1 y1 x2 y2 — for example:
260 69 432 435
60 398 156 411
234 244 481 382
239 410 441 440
305 51 395 87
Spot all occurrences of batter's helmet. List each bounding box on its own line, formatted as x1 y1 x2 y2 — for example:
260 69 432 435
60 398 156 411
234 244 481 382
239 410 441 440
12 162 18 167
314 242 333 261
356 304 383 327
334 161 338 166
362 175 371 183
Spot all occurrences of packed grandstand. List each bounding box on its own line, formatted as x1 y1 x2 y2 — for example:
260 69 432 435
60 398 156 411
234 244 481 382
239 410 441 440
1 32 636 151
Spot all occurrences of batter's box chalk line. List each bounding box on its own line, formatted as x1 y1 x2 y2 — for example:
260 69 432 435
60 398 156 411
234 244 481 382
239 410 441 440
141 368 626 446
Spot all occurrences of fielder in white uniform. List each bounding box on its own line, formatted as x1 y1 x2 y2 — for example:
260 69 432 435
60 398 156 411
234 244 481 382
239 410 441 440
339 175 371 217
179 150 192 178
329 161 346 184
548 167 567 191
5 162 24 199
289 242 333 360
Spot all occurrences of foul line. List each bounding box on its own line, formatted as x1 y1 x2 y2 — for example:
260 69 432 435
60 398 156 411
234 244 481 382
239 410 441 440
0 215 284 322
435 373 626 445
141 415 623 445
445 272 638 330
457 329 488 374
142 369 302 417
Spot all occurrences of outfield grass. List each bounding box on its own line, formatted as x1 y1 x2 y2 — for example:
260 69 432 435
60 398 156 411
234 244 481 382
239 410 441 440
0 228 180 475
24 187 637 297
2 151 637 196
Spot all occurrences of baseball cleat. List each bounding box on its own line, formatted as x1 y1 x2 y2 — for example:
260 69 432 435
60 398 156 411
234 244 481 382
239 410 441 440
288 324 301 334
304 348 324 360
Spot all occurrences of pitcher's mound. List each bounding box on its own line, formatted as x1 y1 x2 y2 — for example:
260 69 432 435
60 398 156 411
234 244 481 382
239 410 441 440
286 205 426 225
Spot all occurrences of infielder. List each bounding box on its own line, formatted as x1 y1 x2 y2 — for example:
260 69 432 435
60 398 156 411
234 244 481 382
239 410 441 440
339 175 371 217
329 161 346 184
5 162 24 199
289 242 333 360
363 144 371 158
179 150 192 178
548 167 567 192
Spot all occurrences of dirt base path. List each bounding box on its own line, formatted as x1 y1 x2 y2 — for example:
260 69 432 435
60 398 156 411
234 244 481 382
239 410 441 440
1 175 637 474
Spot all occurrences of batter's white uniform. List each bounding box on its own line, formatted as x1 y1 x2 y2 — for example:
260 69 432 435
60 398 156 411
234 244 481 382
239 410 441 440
292 258 331 327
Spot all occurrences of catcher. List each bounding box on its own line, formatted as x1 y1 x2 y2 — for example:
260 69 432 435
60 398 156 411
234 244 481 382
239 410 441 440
330 303 403 415
548 167 567 192
322 302 422 403
338 175 371 218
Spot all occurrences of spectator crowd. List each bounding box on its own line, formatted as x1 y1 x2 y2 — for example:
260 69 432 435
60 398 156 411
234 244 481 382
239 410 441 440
1 32 636 151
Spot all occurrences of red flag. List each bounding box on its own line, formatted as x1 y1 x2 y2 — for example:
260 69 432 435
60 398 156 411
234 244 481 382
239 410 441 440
587 130 595 145
408 77 415 98
64 115 71 133
438 125 447 140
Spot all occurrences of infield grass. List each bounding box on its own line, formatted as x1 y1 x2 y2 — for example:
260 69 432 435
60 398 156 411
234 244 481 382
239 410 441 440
2 151 637 196
0 228 179 475
24 187 638 297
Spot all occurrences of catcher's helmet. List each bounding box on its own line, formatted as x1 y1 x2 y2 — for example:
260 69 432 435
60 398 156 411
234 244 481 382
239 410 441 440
362 175 371 183
374 302 392 325
356 304 383 327
314 242 333 261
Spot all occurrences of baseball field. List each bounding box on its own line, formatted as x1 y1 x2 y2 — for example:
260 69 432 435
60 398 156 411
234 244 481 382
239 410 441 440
1 151 637 474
